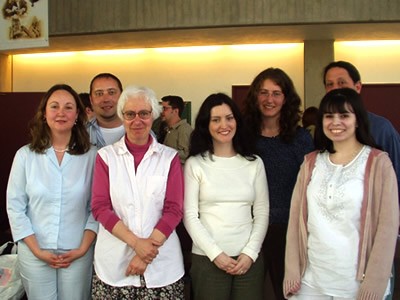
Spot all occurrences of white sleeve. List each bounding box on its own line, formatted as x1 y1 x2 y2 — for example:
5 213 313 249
183 157 223 261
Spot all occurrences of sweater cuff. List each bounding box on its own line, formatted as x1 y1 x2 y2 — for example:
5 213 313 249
241 248 258 262
155 219 173 238
206 246 224 262
357 287 380 300
105 215 120 233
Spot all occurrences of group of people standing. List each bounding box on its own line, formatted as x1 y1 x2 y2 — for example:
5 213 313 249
6 60 400 300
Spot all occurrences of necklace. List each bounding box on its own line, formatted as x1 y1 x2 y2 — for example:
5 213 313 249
53 146 69 153
262 127 280 138
330 145 363 166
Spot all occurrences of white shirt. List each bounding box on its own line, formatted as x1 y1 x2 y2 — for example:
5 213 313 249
93 137 184 288
183 153 269 262
303 146 370 297
101 125 125 146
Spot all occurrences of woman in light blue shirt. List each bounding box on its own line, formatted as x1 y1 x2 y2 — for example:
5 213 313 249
7 84 98 300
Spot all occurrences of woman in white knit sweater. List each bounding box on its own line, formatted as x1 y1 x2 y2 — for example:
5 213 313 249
183 93 270 300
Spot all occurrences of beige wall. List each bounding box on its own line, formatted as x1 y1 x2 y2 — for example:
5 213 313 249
10 41 400 120
334 41 400 83
12 44 304 122
0 54 12 92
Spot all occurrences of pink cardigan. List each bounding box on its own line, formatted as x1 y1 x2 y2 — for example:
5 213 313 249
284 148 399 300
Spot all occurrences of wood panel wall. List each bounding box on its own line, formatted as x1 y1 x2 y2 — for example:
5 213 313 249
48 0 400 35
0 93 44 238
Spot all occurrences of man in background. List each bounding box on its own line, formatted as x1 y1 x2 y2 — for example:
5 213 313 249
323 61 400 191
79 92 95 122
161 95 193 164
87 73 125 149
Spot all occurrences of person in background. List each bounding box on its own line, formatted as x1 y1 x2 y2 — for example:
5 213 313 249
151 116 168 143
87 73 125 148
160 95 194 283
7 84 98 300
323 61 400 199
242 67 314 300
302 106 318 139
91 85 185 299
79 92 96 121
184 93 269 300
161 95 193 164
284 88 398 300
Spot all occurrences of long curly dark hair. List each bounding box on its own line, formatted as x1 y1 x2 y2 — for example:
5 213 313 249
29 84 91 154
242 67 302 143
189 93 256 161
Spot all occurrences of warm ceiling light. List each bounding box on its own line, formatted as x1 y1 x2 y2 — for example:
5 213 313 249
154 46 223 53
337 40 400 47
14 43 303 58
229 43 300 50
16 52 76 58
82 49 145 55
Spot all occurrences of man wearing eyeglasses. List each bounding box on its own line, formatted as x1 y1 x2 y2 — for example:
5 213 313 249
161 95 193 164
87 73 125 148
323 61 400 198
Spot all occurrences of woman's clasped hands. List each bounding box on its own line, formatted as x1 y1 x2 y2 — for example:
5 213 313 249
125 237 162 276
213 252 253 276
35 248 87 269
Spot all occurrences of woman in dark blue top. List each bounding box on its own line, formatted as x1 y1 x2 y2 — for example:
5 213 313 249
243 67 314 300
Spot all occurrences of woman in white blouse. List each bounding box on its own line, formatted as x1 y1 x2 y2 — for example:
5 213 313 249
184 93 269 300
284 88 399 300
91 86 185 299
7 84 98 300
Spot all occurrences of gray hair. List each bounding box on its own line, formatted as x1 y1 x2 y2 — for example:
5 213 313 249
117 85 161 120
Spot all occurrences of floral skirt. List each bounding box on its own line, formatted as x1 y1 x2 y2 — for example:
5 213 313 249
92 274 185 300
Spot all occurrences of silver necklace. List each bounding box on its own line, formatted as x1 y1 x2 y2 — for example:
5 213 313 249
53 146 69 153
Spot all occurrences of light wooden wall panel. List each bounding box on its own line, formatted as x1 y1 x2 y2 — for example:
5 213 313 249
48 0 400 35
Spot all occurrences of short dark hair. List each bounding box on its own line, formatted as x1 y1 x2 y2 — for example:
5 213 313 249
79 92 92 110
315 88 377 153
323 61 361 86
302 106 318 128
161 95 185 117
189 93 256 161
89 73 123 94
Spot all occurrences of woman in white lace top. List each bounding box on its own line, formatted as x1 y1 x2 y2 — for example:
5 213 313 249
284 88 399 300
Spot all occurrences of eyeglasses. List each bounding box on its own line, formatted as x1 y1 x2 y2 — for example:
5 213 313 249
93 88 118 97
162 106 173 111
122 110 152 120
257 89 284 99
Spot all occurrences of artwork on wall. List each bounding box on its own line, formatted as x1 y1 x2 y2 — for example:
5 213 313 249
0 0 48 50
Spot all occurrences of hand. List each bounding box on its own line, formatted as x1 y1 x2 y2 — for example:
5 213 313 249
228 253 253 275
57 248 85 265
125 255 148 276
284 279 301 298
213 252 238 272
134 238 161 264
35 249 70 269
